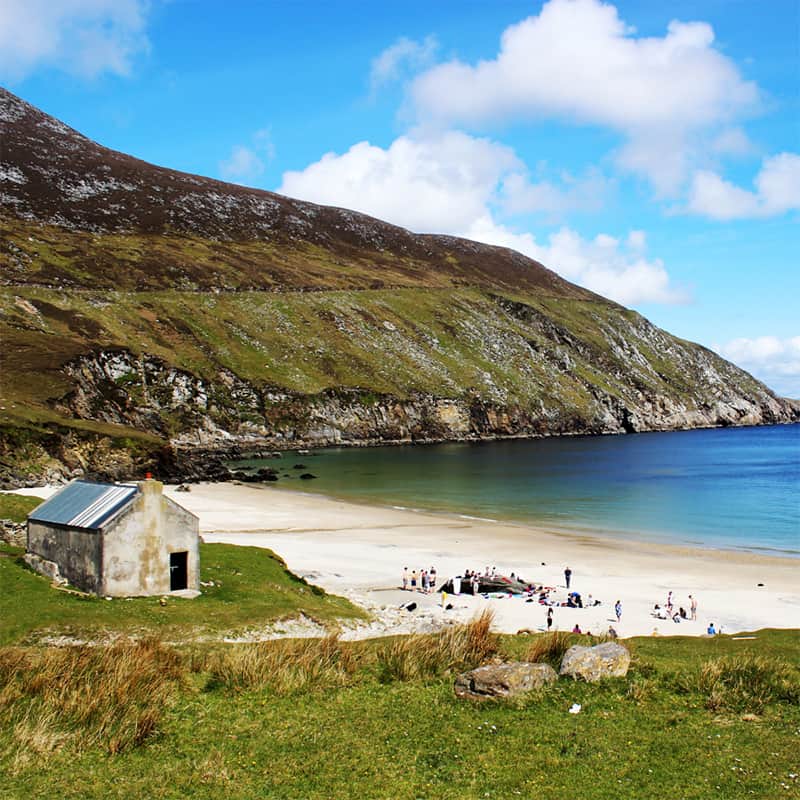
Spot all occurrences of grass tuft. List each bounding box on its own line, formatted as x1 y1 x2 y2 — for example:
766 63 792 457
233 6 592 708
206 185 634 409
692 654 800 714
376 609 498 683
524 630 574 668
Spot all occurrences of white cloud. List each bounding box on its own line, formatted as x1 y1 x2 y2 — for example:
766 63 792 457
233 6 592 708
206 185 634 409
408 0 759 194
688 152 800 220
219 129 275 185
711 127 755 157
715 336 800 397
370 35 437 92
278 130 520 233
464 219 688 306
0 0 149 80
500 168 609 217
278 130 685 307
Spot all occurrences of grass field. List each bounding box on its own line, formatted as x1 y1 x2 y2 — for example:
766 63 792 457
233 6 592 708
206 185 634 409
0 541 364 645
0 626 797 799
1 531 797 799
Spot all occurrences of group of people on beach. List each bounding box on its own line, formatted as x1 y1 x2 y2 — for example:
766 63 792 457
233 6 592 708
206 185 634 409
651 591 698 624
401 566 437 594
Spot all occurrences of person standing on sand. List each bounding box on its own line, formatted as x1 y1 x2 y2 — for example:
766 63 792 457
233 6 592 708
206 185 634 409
547 608 554 631
410 569 418 592
564 567 572 589
429 566 437 591
614 600 622 621
690 595 697 621
402 567 409 591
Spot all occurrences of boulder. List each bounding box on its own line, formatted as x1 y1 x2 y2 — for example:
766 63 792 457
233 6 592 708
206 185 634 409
454 662 557 700
559 642 631 682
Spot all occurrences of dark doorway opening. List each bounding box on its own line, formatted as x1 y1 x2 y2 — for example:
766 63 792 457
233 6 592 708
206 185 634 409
170 551 188 591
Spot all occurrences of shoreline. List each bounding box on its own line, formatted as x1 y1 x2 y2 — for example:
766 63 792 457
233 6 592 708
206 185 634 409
255 482 800 562
9 481 799 640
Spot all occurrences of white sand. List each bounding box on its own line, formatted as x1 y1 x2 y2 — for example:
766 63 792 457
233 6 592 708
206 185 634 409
11 482 799 639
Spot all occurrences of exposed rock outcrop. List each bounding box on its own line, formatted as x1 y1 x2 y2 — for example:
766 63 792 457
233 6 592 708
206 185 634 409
559 642 631 682
454 662 558 700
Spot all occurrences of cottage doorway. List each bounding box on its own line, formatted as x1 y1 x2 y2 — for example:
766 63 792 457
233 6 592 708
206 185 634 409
170 551 188 591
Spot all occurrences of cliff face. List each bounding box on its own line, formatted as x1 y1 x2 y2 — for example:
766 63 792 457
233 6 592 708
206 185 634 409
0 88 796 486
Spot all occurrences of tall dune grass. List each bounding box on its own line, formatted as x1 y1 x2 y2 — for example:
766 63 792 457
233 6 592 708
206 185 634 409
376 610 498 682
206 634 363 694
524 631 573 668
0 638 185 757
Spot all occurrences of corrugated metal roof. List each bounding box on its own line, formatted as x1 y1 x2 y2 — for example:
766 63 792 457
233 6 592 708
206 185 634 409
28 480 139 530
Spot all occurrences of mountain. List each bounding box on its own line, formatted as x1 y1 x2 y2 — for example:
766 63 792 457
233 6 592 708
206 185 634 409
0 88 796 485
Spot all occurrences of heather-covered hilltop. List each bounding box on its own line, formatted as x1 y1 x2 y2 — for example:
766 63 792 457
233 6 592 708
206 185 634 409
0 87 796 485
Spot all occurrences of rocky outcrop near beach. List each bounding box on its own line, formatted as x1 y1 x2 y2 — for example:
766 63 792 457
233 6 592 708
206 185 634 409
559 642 631 682
454 662 558 700
1 87 797 486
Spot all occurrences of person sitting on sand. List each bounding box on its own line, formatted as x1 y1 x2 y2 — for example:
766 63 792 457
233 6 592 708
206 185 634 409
679 606 687 619
572 624 582 634
607 625 618 639
707 622 716 635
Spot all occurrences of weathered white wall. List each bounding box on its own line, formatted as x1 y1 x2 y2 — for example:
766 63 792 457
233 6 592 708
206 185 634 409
101 480 199 596
27 521 102 593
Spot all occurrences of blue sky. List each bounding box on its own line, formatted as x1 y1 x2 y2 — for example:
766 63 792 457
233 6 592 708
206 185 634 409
1 0 798 395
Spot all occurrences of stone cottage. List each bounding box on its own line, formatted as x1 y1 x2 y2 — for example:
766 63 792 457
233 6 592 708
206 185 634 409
26 478 200 597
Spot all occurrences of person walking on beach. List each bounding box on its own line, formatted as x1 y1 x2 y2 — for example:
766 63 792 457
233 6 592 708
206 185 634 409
689 595 697 621
564 567 572 589
547 607 554 631
614 600 622 621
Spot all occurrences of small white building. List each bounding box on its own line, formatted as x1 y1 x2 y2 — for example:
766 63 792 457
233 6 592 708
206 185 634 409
26 478 199 597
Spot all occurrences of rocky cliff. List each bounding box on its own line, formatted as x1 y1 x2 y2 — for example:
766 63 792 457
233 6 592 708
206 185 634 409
0 88 796 486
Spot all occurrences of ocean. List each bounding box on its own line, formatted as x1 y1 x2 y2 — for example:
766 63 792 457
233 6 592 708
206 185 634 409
235 424 800 558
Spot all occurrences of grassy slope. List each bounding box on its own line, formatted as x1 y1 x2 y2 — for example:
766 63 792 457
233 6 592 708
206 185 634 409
1 629 797 799
0 542 364 645
1 283 751 438
0 494 42 523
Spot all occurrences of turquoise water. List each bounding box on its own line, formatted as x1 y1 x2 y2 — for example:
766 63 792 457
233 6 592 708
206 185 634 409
237 425 800 557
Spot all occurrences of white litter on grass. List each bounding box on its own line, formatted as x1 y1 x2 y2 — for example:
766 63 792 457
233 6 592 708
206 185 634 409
568 703 582 714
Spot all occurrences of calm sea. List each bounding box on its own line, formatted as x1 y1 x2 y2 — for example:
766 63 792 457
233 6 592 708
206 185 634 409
236 424 800 557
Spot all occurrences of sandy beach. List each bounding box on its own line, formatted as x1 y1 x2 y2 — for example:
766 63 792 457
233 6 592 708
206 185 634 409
11 481 799 639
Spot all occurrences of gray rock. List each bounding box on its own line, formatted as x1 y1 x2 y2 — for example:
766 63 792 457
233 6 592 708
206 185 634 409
455 661 557 700
0 519 26 548
559 642 631 682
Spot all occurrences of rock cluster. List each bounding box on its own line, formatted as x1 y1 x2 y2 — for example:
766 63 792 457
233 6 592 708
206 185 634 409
454 641 631 700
